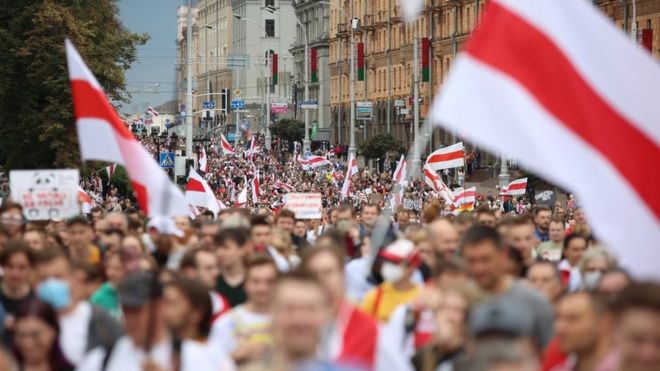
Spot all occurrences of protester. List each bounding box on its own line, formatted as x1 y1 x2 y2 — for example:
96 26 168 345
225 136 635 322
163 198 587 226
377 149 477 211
558 233 589 288
526 261 564 306
536 218 566 262
213 227 250 307
0 241 35 316
12 299 74 371
533 206 552 242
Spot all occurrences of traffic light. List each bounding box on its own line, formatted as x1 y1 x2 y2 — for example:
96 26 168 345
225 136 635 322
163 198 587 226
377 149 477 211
221 88 230 113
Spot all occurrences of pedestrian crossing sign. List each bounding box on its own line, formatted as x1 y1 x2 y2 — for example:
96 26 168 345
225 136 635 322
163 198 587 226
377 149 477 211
160 152 175 169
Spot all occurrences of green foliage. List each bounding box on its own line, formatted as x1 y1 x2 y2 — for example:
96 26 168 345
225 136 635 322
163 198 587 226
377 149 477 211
359 134 403 160
0 0 148 170
269 119 305 143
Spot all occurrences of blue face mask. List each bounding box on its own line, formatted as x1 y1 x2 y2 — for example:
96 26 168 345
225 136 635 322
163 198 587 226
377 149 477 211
37 278 71 310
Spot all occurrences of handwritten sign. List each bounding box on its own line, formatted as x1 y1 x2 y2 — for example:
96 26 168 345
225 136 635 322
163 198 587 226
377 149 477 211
10 169 80 220
283 193 322 219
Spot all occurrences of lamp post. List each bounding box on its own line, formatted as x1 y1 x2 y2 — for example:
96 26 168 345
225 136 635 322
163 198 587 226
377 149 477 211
233 14 273 150
185 0 193 161
349 16 357 160
265 5 311 155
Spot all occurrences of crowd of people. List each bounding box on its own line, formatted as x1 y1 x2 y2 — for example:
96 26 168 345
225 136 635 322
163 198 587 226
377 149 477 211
0 136 656 371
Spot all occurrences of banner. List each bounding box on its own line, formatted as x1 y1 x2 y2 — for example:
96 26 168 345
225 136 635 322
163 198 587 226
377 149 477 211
271 100 288 113
283 193 323 219
10 169 80 220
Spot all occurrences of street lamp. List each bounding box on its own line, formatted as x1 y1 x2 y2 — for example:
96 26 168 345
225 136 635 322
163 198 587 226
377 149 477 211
265 5 311 155
233 14 274 151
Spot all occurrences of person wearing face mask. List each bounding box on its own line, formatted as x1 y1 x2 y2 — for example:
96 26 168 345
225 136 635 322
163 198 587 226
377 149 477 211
575 247 617 291
33 247 123 366
360 239 422 323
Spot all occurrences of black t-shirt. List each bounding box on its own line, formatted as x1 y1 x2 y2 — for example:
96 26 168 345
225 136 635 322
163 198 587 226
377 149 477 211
0 288 34 315
215 275 246 308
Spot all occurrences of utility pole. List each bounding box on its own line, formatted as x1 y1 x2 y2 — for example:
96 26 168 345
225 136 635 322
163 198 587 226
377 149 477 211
186 0 193 159
337 37 342 145
412 35 421 176
266 51 272 150
348 11 357 159
631 0 638 42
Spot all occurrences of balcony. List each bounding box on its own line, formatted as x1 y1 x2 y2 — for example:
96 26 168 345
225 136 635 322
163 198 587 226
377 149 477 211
363 14 376 30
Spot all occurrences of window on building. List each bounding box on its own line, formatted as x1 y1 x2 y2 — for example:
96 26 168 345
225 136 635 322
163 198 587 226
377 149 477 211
265 19 275 37
265 0 275 7
647 19 651 29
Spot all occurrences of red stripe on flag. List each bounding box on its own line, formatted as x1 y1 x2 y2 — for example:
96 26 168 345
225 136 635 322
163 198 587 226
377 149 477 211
186 179 206 193
426 150 464 164
506 183 527 191
70 80 133 140
466 2 660 219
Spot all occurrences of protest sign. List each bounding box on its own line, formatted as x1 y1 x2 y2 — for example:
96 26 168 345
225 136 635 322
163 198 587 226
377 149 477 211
283 193 323 219
10 169 80 220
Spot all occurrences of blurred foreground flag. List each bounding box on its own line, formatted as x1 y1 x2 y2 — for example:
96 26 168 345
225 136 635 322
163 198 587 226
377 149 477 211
429 0 660 279
400 0 424 23
66 40 188 217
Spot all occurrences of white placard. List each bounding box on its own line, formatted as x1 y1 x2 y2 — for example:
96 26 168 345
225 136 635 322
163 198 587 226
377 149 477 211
283 193 323 219
10 169 80 220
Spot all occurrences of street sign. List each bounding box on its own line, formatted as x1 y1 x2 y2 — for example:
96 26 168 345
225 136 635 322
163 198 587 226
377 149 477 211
202 101 215 110
394 99 405 107
300 101 319 109
234 89 242 97
160 152 175 169
400 108 411 115
231 99 245 110
356 101 373 120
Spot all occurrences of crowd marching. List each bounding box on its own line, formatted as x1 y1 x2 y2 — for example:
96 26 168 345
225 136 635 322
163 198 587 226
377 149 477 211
0 129 658 371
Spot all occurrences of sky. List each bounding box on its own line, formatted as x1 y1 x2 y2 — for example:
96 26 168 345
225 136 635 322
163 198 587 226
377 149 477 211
118 0 190 115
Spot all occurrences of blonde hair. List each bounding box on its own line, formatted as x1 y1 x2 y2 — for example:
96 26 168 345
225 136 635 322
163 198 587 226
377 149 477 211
271 228 294 257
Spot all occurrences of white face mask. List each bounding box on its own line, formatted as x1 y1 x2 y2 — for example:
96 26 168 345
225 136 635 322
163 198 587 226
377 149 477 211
380 262 406 283
583 271 602 289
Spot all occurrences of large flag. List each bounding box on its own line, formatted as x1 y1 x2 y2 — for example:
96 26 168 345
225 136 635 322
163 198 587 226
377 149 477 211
424 166 454 204
341 153 359 198
501 177 528 196
198 147 209 173
147 106 159 116
298 155 331 170
391 154 407 207
66 40 187 217
274 180 295 192
429 0 660 278
425 142 465 171
235 185 248 207
185 169 223 217
220 133 236 155
105 164 116 184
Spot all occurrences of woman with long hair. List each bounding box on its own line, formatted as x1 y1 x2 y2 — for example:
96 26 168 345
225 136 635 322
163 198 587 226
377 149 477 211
12 299 73 371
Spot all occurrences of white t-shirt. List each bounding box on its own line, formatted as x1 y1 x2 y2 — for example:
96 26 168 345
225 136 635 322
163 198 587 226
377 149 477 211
60 301 92 365
209 305 272 355
76 336 235 371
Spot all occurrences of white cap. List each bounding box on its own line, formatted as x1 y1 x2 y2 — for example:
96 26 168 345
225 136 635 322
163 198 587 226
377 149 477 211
380 239 420 266
147 216 184 238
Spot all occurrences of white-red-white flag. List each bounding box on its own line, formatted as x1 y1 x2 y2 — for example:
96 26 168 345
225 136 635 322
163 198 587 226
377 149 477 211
501 177 528 196
341 153 359 198
391 154 407 207
78 186 95 214
220 133 236 155
251 166 260 203
235 185 248 207
274 180 295 192
105 164 116 184
185 169 223 217
429 0 660 278
147 106 159 116
66 40 188 217
198 147 209 173
452 187 477 212
298 155 331 170
424 166 454 204
425 142 465 171
246 136 259 161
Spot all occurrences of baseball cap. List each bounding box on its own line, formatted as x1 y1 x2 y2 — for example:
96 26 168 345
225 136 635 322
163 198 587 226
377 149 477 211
469 297 534 339
117 271 163 309
379 239 420 266
146 215 184 237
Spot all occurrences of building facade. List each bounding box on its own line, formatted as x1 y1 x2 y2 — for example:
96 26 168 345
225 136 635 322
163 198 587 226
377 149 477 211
196 0 235 128
329 0 659 151
291 0 331 139
231 0 298 134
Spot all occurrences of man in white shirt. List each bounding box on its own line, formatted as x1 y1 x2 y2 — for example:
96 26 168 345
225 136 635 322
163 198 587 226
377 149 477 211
78 271 229 371
209 255 279 366
34 247 122 366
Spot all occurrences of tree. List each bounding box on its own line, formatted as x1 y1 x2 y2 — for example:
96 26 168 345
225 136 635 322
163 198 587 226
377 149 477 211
359 133 403 160
269 119 304 143
0 1 148 170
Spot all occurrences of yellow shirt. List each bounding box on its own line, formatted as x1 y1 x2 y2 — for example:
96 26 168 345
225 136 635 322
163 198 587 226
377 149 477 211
360 282 421 323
